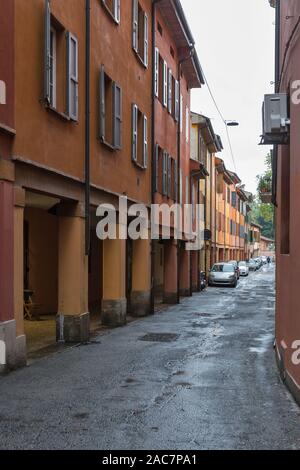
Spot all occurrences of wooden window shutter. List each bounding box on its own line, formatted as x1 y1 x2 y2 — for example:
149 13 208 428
132 104 138 162
154 48 159 97
44 0 51 103
144 13 148 67
113 82 122 149
99 66 106 141
132 0 138 52
143 115 148 168
66 32 79 121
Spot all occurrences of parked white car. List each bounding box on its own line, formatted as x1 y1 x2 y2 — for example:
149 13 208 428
238 261 249 276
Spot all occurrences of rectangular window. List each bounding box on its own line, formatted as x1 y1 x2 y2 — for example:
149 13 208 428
186 106 189 142
44 1 78 121
154 47 159 98
168 69 172 114
180 94 183 133
154 144 159 193
163 60 168 107
132 0 148 67
167 155 172 198
101 0 120 24
49 27 56 108
66 32 79 121
173 159 178 201
175 80 179 121
100 66 122 149
131 103 148 169
162 151 168 196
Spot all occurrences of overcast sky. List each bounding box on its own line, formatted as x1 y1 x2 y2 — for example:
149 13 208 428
181 0 275 193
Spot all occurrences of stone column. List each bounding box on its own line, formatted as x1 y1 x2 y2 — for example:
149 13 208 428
131 238 151 317
163 240 178 304
0 159 26 371
102 225 126 327
179 246 191 297
14 187 25 338
56 202 89 343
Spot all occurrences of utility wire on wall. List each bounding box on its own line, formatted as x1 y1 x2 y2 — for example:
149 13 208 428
201 69 237 172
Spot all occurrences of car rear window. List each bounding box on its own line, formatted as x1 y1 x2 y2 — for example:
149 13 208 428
212 264 234 273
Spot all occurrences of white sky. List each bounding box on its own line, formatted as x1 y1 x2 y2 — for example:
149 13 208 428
181 0 275 193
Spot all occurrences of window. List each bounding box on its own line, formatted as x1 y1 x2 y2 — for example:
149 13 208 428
132 0 148 67
132 104 147 169
186 106 190 142
49 27 56 108
231 191 237 207
0 80 6 105
168 69 172 114
180 94 183 133
162 151 168 196
99 66 122 149
154 48 159 98
163 60 168 107
44 1 78 121
101 0 120 23
157 21 163 36
175 80 179 122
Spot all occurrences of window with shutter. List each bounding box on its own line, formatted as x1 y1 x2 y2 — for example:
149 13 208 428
113 83 122 149
154 144 159 193
44 0 51 104
174 80 179 122
143 115 148 168
154 48 159 98
132 104 138 162
99 66 122 150
173 160 178 201
168 69 172 114
132 1 148 67
163 61 168 107
167 156 172 198
132 0 138 52
144 13 148 68
162 152 168 196
66 32 78 121
101 0 120 24
180 94 183 132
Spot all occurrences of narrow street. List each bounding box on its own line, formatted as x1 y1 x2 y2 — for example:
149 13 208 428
1 264 300 450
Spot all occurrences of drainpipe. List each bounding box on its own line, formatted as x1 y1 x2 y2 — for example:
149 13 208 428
85 0 91 256
151 0 163 314
177 48 195 303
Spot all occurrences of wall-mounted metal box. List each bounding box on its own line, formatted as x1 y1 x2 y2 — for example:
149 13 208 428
260 93 290 145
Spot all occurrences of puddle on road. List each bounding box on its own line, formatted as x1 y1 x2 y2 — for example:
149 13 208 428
249 333 274 355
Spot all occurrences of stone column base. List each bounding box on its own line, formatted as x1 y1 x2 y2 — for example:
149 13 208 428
130 291 151 317
163 292 178 304
180 288 192 297
56 312 90 343
101 299 127 327
0 320 27 373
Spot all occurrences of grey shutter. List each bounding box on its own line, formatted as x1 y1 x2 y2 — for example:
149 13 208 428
162 151 167 196
132 0 138 52
99 66 105 141
167 156 172 198
66 32 78 121
168 69 172 114
114 0 121 23
163 61 168 107
144 13 148 67
113 82 122 149
154 48 159 97
175 80 179 121
142 115 148 168
174 159 178 201
154 144 159 192
44 0 51 103
132 104 138 162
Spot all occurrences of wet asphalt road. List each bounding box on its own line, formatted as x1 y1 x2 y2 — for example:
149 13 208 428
1 264 300 450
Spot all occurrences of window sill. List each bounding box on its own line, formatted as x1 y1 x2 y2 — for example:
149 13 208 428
100 137 117 152
133 160 146 171
46 105 71 122
133 50 147 69
0 122 16 136
101 2 120 25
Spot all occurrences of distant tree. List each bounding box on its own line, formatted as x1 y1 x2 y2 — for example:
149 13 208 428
250 153 275 239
